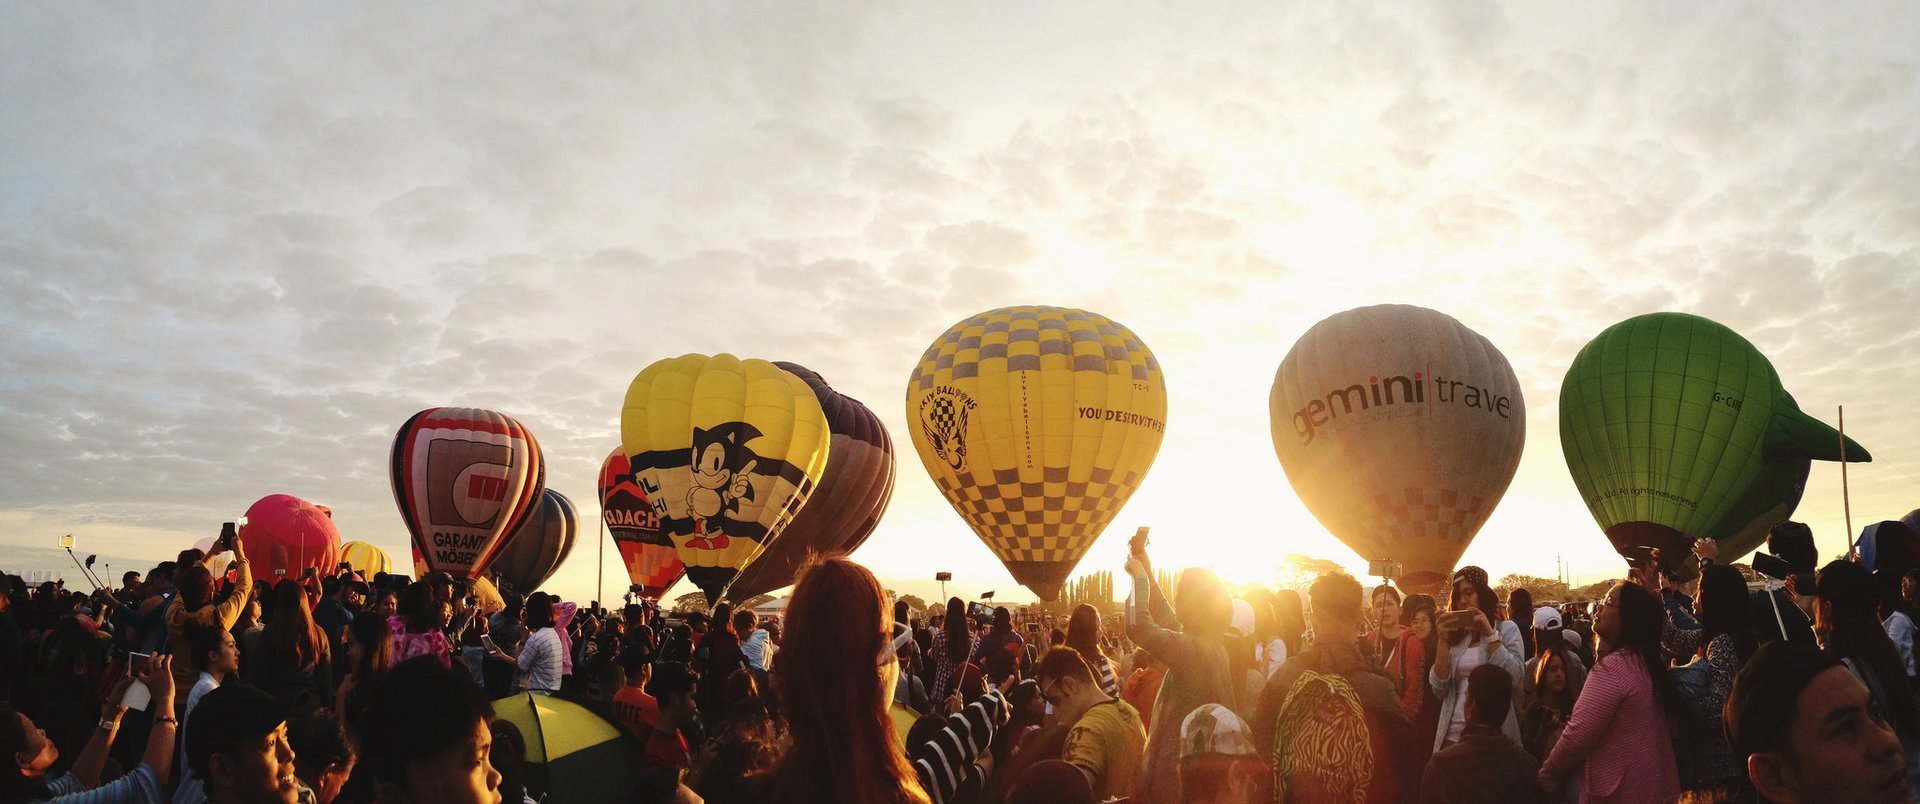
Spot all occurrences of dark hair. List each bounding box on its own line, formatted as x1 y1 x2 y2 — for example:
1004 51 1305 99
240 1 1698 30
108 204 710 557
713 602 734 635
184 623 227 672
490 718 529 804
399 582 440 633
288 707 355 782
1273 589 1306 648
944 597 970 663
1727 640 1844 761
525 593 556 630
1815 560 1919 736
1447 578 1501 647
1398 594 1437 628
1036 645 1095 684
355 657 495 786
1610 583 1684 718
1769 521 1818 579
187 684 288 778
1006 759 1096 804
1508 588 1535 657
993 606 1012 631
266 578 326 671
1372 584 1402 606
0 704 52 800
1309 572 1364 626
153 561 178 582
346 613 393 683
649 659 697 704
1531 647 1577 717
1698 563 1758 666
179 564 216 609
1465 664 1513 726
1064 604 1107 664
733 609 757 636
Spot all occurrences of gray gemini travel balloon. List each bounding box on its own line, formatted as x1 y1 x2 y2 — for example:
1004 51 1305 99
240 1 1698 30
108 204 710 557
1268 305 1525 594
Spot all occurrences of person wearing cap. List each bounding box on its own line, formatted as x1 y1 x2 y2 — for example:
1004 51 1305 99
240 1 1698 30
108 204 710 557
1814 559 1920 797
1764 521 1820 644
1255 571 1419 804
184 684 303 804
1034 646 1145 802
1418 664 1545 804
1519 605 1588 712
1179 704 1272 804
1728 640 1908 802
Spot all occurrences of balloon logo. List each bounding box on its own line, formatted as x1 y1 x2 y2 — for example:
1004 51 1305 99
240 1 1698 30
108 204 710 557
1560 313 1870 569
338 541 392 576
391 407 546 582
491 489 578 595
727 362 896 601
1269 305 1525 594
238 494 343 580
907 305 1168 601
601 447 685 602
620 354 831 604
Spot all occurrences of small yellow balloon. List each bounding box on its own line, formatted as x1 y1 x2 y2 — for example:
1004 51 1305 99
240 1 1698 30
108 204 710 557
907 305 1167 600
338 541 391 576
621 354 832 603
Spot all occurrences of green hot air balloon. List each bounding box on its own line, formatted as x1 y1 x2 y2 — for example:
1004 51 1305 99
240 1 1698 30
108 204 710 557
1560 313 1869 574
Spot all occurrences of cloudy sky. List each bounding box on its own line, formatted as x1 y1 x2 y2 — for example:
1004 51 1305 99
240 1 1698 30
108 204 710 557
5 2 1919 604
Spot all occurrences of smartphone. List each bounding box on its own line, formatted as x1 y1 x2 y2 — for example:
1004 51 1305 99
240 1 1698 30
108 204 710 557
1129 526 1150 557
303 567 318 578
1439 610 1476 631
1752 552 1794 582
219 521 238 550
58 533 76 549
481 634 496 650
1367 559 1402 578
126 651 151 678
338 562 352 572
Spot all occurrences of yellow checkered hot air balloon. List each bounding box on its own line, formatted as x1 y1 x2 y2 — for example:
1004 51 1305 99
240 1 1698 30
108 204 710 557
907 305 1168 600
620 354 831 604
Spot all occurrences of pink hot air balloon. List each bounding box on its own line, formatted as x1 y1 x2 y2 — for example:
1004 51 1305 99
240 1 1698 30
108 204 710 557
238 494 342 581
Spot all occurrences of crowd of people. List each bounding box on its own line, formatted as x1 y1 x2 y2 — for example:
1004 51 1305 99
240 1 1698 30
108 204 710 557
2 517 1917 803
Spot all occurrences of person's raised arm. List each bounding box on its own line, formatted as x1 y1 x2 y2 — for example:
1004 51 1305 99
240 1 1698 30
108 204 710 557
137 656 180 784
68 677 134 789
213 536 253 630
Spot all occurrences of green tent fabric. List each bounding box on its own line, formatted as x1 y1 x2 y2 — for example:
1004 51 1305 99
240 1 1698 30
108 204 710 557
492 692 649 803
1559 313 1870 573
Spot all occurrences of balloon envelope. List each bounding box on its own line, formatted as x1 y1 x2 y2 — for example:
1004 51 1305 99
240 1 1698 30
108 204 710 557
620 354 831 604
338 541 392 576
728 362 896 601
1560 313 1869 572
1269 305 1525 594
600 447 684 601
238 494 343 581
491 489 578 595
391 407 546 582
907 305 1168 601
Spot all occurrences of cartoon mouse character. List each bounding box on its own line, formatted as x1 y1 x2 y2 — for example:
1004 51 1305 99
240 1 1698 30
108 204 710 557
685 421 762 550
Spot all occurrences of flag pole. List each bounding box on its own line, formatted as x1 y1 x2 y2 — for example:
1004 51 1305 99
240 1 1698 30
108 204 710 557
1840 405 1855 558
597 515 606 606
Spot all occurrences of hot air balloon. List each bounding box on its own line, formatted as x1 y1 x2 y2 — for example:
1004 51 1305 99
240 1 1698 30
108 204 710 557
1268 305 1525 595
338 541 392 576
728 362 896 601
600 447 684 601
237 494 344 581
391 407 546 583
491 489 578 595
907 305 1168 601
620 354 831 604
1560 313 1869 573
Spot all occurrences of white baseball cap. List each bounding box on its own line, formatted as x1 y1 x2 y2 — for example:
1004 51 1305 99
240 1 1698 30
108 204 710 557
1532 606 1563 631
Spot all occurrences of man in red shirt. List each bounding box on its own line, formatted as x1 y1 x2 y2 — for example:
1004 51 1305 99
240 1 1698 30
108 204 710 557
642 663 699 772
613 657 660 742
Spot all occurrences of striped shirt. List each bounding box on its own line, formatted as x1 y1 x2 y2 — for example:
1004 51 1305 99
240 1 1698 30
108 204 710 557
910 687 1008 804
517 627 565 692
40 765 164 803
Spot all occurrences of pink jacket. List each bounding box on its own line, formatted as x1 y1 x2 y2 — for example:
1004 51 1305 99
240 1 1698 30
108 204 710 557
1539 652 1680 802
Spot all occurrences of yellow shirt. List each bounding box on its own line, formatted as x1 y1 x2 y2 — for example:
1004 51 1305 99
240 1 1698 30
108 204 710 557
1062 698 1146 801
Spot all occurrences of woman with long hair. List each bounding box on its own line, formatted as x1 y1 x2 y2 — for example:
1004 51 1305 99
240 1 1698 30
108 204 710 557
1538 581 1683 801
1272 589 1306 662
1429 567 1523 754
1065 603 1119 697
335 612 392 719
1367 584 1404 664
1391 595 1440 729
928 596 977 703
1816 559 1920 798
1522 645 1578 762
1660 541 1759 798
252 578 333 710
737 558 1006 804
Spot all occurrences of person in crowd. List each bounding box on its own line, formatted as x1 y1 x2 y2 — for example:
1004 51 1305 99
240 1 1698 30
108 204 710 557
929 597 977 703
1727 640 1909 803
286 708 355 804
458 612 490 688
614 655 661 742
1419 665 1545 803
1521 606 1588 710
1240 589 1286 684
1273 589 1307 666
1035 646 1146 801
354 657 502 803
0 581 18 703
311 576 355 664
1538 582 1682 801
166 532 254 708
485 720 532 804
484 593 526 698
739 608 774 672
388 582 452 668
1430 567 1523 754
1760 521 1820 645
175 623 241 803
485 592 563 694
973 607 1028 684
251 579 333 712
1521 638 1578 763
183 683 301 804
1368 584 1404 665
1064 603 1120 697
1256 571 1418 803
697 603 746 721
1120 647 1166 734
2 655 178 802
371 588 399 622
1815 558 1920 797
1124 541 1238 804
1389 594 1438 723
1509 588 1537 661
1004 760 1095 804
892 628 932 717
1656 540 1757 797
1178 704 1272 804
1880 581 1916 693
641 662 699 774
334 611 391 720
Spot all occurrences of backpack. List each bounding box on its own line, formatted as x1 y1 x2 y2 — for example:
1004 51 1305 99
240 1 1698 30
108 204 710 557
1271 668 1375 804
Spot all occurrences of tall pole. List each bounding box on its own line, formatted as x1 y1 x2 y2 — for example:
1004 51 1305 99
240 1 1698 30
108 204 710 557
598 516 606 606
1840 405 1855 556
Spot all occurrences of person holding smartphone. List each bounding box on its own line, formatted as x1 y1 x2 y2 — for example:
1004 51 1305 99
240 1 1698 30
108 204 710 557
1428 566 1524 755
166 524 254 710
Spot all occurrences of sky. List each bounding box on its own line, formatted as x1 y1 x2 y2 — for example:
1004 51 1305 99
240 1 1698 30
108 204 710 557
4 2 1919 606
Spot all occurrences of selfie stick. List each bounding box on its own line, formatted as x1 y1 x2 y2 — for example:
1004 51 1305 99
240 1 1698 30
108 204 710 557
63 548 104 590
